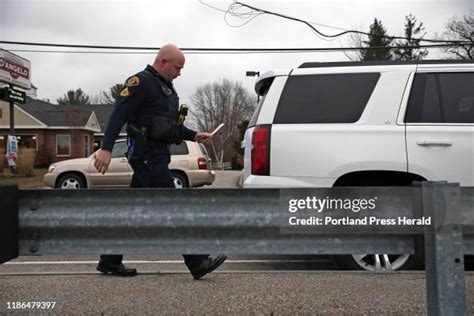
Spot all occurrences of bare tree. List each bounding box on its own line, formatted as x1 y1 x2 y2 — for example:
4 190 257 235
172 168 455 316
88 91 106 105
190 79 255 163
88 84 124 105
343 27 365 61
102 83 124 105
442 14 473 60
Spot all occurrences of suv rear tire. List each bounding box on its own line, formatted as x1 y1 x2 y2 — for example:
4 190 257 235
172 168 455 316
333 173 425 271
336 254 421 271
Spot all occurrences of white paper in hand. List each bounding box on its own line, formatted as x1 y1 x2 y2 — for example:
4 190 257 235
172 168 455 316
210 123 225 136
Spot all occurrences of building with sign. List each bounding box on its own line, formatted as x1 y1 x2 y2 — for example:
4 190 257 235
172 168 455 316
0 48 31 90
0 49 126 167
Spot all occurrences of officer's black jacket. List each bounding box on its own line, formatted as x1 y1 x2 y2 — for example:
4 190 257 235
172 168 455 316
101 65 197 152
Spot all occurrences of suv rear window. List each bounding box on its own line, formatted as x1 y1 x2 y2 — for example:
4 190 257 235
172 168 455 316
170 142 189 155
273 73 380 124
248 79 272 128
405 72 474 123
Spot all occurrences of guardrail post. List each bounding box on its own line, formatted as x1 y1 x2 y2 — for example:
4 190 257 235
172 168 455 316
422 182 466 316
0 185 19 264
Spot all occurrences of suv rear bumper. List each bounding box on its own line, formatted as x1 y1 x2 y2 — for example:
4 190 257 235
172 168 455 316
243 174 336 188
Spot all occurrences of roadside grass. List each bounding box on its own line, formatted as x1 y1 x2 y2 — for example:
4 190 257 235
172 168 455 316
0 168 48 188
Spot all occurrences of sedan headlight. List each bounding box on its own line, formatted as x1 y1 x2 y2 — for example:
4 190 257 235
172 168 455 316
48 165 56 173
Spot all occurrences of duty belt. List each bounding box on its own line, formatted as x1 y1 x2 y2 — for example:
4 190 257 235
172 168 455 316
148 139 170 150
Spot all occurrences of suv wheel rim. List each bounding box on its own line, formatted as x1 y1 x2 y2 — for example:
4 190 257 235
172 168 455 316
173 177 184 189
61 178 80 189
352 254 410 271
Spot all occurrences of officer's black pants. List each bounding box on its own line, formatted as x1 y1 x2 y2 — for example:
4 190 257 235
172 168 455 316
100 149 208 268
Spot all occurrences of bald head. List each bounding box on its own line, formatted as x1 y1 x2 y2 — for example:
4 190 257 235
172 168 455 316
153 44 185 81
157 44 184 61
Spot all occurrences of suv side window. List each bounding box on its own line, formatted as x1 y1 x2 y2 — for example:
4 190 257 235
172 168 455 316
273 73 380 124
439 73 474 123
405 74 441 122
405 72 474 123
170 142 189 155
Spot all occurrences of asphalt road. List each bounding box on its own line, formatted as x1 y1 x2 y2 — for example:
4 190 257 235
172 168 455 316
1 262 474 315
2 254 474 314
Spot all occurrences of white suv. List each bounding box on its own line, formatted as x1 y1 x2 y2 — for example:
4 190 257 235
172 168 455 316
243 60 474 271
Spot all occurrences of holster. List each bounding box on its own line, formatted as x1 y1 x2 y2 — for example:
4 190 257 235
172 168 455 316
127 124 148 160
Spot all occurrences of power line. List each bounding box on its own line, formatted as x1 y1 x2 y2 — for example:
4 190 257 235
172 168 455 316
199 0 357 33
1 41 159 50
198 0 228 13
0 41 467 55
5 47 451 55
232 1 472 45
223 1 265 28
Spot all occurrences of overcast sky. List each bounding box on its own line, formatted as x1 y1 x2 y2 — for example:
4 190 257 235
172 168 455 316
1 0 472 105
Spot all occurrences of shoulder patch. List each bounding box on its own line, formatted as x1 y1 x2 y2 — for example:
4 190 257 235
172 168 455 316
120 87 130 97
126 76 140 87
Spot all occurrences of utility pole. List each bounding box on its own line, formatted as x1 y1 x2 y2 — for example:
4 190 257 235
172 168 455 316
8 85 14 137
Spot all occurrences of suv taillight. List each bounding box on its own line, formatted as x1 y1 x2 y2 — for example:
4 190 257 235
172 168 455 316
197 157 208 170
251 125 271 175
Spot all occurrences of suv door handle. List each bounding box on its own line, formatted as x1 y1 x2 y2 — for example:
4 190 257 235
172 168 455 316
416 140 452 147
120 158 128 163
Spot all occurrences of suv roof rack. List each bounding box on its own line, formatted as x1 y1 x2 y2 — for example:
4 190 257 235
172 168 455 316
299 59 474 68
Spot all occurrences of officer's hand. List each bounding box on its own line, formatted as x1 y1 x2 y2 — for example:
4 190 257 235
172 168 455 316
94 150 112 175
195 132 212 143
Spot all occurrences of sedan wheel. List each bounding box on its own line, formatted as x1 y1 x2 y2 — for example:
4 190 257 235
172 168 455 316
173 177 184 189
352 254 410 271
171 172 189 189
57 174 86 189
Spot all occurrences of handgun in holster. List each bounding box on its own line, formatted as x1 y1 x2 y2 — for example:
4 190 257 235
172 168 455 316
177 104 188 126
126 124 148 160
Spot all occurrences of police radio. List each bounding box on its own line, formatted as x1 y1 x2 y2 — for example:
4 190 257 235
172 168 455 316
177 104 188 125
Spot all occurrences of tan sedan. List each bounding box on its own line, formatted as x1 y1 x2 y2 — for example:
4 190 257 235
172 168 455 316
43 140 215 189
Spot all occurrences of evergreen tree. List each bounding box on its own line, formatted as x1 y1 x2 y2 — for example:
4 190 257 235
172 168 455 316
361 18 393 60
393 15 428 60
57 88 90 105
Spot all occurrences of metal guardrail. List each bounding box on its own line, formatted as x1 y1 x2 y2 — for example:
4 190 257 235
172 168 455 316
0 182 473 315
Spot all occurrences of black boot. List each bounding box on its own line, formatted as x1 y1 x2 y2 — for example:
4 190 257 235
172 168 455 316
97 261 138 276
186 255 227 280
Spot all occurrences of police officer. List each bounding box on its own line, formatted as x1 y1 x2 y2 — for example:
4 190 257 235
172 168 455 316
94 44 226 279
